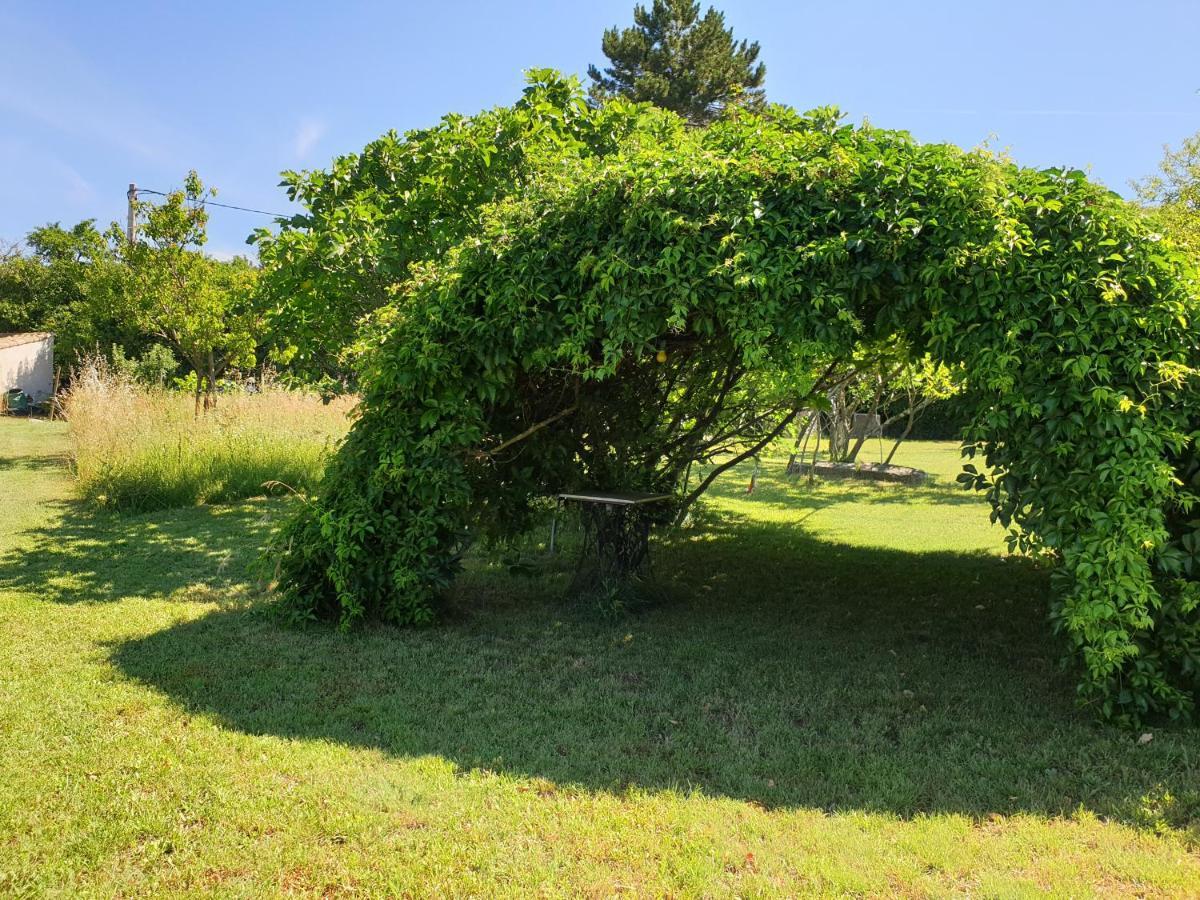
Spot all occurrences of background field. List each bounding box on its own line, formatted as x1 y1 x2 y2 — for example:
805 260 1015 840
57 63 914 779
62 364 354 513
1 418 1197 896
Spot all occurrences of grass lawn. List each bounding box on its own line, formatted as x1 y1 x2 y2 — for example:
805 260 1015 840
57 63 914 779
1 418 1198 896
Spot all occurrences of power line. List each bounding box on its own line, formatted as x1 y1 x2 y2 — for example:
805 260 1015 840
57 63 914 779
137 188 292 219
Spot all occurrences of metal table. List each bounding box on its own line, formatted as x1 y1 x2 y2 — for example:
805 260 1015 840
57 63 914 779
549 491 672 554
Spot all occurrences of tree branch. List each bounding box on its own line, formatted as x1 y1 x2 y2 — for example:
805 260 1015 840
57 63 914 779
672 404 801 525
481 403 579 458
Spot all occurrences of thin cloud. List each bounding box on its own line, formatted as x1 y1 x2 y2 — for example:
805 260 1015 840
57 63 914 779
292 119 327 159
0 138 95 213
0 12 176 162
54 160 95 204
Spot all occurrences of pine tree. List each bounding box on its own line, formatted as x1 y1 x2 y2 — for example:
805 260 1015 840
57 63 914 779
587 0 766 125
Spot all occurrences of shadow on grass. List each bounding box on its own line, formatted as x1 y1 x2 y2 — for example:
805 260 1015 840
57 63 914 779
3 436 1194 829
0 452 68 472
0 497 277 604
105 510 1199 831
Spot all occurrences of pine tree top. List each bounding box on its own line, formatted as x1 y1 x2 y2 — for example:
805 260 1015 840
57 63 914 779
587 0 766 126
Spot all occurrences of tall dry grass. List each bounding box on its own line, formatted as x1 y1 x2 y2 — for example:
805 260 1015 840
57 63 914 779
62 358 356 512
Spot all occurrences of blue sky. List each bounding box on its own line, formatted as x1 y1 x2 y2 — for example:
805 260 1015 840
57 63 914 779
2 0 1196 259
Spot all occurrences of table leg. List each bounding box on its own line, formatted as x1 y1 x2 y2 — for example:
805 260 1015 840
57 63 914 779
549 499 562 555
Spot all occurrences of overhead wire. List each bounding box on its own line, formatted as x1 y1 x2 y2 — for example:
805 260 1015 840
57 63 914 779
136 188 292 219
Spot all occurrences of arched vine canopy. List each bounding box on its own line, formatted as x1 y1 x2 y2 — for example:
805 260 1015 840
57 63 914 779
259 73 1200 725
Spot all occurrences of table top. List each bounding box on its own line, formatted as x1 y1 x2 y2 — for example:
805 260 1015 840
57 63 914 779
556 490 673 507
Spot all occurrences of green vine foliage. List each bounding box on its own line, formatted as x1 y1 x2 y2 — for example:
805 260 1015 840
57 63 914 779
254 72 663 378
265 74 1200 725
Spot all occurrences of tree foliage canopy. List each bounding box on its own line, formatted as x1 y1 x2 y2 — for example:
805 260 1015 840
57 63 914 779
254 75 659 380
0 220 137 365
265 74 1200 725
1137 130 1200 255
587 0 766 125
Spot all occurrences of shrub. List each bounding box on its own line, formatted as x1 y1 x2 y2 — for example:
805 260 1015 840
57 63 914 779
264 79 1200 725
62 358 355 512
110 343 179 387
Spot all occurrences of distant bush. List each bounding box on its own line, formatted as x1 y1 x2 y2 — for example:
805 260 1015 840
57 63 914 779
62 358 355 512
110 343 179 387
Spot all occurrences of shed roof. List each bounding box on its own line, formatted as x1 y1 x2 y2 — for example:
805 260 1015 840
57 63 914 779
0 332 53 351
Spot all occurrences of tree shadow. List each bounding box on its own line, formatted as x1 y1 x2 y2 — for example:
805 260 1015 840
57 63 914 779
107 511 1199 833
0 497 277 604
0 452 67 472
4 436 1192 831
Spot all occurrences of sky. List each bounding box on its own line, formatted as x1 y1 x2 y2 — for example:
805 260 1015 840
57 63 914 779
2 0 1197 259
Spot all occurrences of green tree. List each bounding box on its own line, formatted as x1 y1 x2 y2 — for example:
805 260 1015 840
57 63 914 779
0 220 138 366
804 343 961 466
267 80 1200 726
1136 130 1200 254
108 173 261 414
0 242 40 332
587 0 765 124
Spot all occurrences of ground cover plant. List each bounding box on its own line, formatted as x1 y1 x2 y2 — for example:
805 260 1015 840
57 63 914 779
1 419 1197 895
263 74 1200 725
62 359 354 512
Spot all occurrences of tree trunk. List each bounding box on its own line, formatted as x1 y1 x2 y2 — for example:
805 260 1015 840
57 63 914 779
885 403 918 465
845 430 868 464
203 350 218 411
845 373 887 464
785 411 814 473
826 389 842 460
828 385 859 462
808 413 821 486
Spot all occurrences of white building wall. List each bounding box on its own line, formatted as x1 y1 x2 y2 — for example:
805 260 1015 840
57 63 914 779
0 336 55 402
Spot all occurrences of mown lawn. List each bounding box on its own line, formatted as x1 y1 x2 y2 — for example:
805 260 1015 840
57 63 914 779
1 418 1198 896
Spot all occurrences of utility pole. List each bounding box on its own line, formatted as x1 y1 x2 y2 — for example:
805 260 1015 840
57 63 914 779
126 183 137 244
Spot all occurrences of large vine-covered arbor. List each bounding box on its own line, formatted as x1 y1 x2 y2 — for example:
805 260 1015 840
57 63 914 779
263 75 1199 724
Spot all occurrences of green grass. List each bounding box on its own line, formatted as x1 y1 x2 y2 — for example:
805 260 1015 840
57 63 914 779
1 418 1198 896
